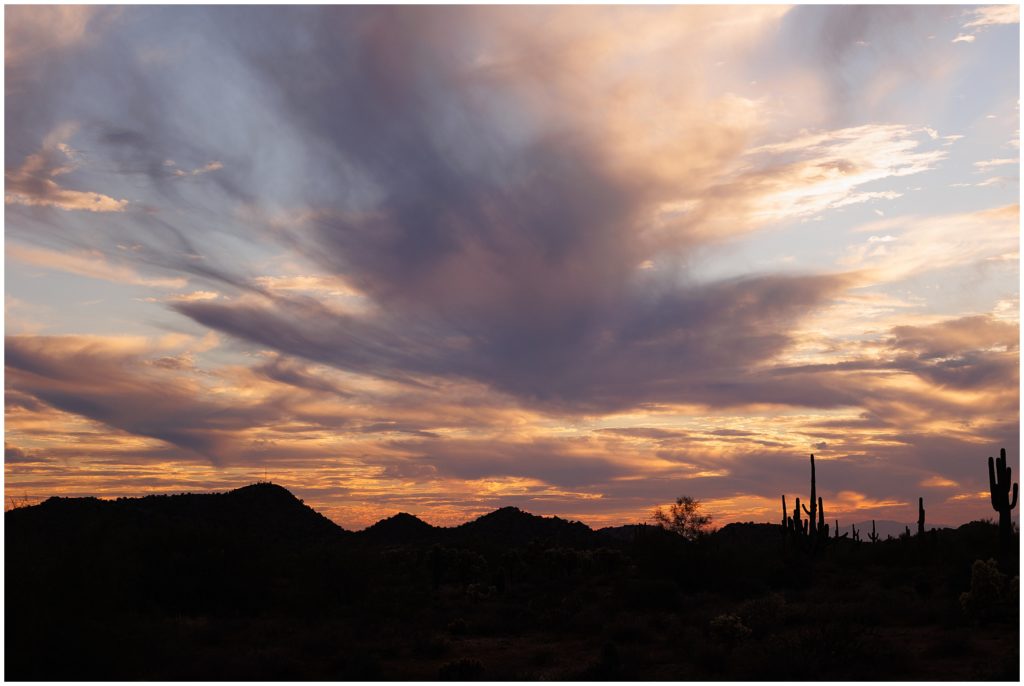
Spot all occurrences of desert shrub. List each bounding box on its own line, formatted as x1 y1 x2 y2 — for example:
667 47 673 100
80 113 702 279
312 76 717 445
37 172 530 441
732 622 896 680
737 592 785 635
708 613 752 647
959 558 1012 622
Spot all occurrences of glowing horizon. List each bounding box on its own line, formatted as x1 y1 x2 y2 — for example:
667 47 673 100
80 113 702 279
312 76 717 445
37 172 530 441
5 5 1020 530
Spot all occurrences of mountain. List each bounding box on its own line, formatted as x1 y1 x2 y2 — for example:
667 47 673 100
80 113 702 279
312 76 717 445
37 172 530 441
6 481 346 548
358 512 437 544
5 484 1015 681
452 506 596 547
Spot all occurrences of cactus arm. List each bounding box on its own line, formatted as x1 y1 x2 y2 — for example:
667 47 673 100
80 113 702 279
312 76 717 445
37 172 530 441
1011 482 1018 510
802 504 811 516
989 456 999 509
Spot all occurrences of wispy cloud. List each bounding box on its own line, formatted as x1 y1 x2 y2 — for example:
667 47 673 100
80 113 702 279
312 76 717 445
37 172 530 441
168 160 224 177
5 125 128 212
3 6 1018 528
974 157 1019 171
841 204 1019 285
962 5 1020 29
8 243 187 289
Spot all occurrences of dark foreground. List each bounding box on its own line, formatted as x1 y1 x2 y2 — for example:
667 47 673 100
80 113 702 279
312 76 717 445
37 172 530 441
6 483 1019 680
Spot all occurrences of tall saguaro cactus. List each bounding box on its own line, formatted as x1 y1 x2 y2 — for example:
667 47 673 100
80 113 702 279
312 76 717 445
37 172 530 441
917 497 926 537
803 454 818 540
987 448 1018 554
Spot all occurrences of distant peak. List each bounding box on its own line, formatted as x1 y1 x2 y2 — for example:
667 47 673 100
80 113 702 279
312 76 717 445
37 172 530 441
365 512 432 530
231 482 294 496
482 506 528 518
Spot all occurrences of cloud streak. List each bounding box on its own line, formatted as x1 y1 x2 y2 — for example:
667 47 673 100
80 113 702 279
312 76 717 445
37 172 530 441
5 125 128 212
4 6 1018 529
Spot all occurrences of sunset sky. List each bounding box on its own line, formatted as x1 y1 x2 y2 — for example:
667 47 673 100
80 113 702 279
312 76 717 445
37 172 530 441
5 5 1020 530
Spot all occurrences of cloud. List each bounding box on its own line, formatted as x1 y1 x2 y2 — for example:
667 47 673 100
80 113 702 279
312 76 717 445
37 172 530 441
3 7 1018 529
252 274 363 298
953 5 1018 44
962 5 1020 29
8 243 187 289
707 125 942 228
5 335 275 462
252 354 352 397
921 475 958 488
5 6 116 65
974 157 1018 171
841 204 1019 285
4 444 49 465
173 271 854 412
169 160 224 177
168 290 220 302
975 176 1013 188
386 437 628 489
5 125 129 212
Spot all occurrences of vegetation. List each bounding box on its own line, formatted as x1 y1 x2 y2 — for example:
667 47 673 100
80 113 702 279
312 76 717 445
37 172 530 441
4 451 1020 680
988 448 1019 555
651 496 712 540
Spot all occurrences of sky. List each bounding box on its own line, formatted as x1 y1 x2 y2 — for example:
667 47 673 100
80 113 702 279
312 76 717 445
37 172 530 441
4 5 1020 530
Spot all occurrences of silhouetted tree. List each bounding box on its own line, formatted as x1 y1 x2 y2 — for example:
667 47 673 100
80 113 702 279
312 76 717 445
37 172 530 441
651 496 712 540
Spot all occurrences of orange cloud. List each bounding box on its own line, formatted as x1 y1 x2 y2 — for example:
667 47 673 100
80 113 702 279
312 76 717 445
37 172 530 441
8 244 186 289
5 124 128 212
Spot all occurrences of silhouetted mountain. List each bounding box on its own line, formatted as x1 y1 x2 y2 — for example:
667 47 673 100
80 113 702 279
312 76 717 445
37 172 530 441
6 481 345 548
5 486 1018 681
359 511 437 544
452 506 596 547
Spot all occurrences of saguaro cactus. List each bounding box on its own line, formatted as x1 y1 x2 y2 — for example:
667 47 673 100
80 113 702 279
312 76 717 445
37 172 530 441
988 448 1018 554
800 454 818 540
868 520 879 543
817 497 828 539
917 497 926 537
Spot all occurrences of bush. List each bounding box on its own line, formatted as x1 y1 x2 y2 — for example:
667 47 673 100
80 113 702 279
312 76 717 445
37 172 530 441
709 613 751 647
959 558 1012 622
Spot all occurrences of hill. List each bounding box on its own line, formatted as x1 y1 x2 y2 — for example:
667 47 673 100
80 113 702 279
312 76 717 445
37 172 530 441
5 484 1018 681
451 506 596 547
358 512 438 544
6 481 345 547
